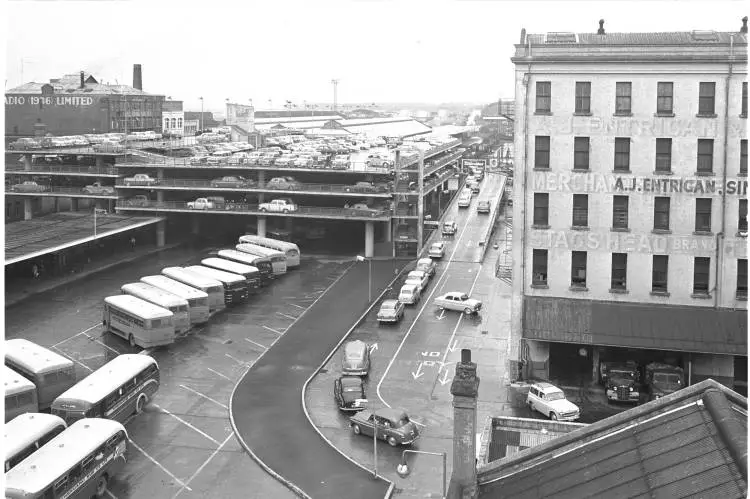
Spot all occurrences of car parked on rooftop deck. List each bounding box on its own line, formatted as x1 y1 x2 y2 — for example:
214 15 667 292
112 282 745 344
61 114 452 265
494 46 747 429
526 382 581 421
377 299 405 323
341 340 370 376
434 291 482 315
334 376 368 412
266 177 302 190
189 156 208 165
349 408 420 447
365 154 393 168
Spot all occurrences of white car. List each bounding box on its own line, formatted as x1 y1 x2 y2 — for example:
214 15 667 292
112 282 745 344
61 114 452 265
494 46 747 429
404 271 429 293
187 198 215 210
415 258 436 278
398 284 421 305
434 292 482 315
428 242 446 259
526 382 580 421
258 198 298 213
123 174 158 186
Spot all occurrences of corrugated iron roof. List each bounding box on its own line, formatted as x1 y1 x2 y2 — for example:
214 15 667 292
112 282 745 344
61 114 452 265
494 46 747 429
526 31 747 46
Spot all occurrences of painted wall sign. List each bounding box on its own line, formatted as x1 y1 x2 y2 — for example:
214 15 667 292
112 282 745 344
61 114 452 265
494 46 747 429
5 95 95 106
532 114 745 138
533 171 747 197
225 103 255 132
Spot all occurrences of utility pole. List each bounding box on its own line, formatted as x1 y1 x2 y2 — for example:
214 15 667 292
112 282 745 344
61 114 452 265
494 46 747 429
331 79 339 112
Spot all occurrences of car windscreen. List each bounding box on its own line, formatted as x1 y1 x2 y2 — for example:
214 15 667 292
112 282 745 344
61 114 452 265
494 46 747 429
546 391 565 401
381 302 396 310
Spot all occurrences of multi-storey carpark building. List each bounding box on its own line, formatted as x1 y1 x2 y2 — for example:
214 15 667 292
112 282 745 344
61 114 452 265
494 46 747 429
510 20 748 391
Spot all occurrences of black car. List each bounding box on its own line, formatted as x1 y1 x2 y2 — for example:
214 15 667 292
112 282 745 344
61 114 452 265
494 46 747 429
334 376 368 412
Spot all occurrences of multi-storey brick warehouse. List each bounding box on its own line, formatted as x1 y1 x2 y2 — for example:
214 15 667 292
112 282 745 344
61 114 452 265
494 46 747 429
510 20 748 392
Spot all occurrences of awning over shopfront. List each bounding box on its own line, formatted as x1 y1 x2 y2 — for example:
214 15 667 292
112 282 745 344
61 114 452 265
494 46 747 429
524 297 747 356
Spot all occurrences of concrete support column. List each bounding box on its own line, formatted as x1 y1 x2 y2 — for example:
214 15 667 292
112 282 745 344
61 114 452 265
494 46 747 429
23 154 32 171
23 199 33 220
156 168 165 180
70 198 79 212
191 214 200 235
285 217 293 232
365 221 375 258
258 170 266 203
592 347 600 383
257 216 267 237
384 219 392 242
156 220 166 247
95 156 104 168
54 197 60 212
157 191 165 203
448 350 480 499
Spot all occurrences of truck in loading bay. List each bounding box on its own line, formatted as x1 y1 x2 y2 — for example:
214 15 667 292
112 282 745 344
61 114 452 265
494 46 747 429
600 361 641 403
643 362 685 401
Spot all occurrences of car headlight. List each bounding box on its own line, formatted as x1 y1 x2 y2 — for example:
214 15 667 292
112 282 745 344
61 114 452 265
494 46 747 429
629 387 634 392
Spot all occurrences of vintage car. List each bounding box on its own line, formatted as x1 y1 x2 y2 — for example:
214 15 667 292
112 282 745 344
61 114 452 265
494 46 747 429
404 270 429 293
123 174 159 186
526 382 581 421
428 242 446 259
349 408 420 447
415 258 436 278
266 177 302 190
8 138 42 150
341 340 370 376
189 156 208 165
398 283 421 305
93 141 124 153
477 201 491 214
365 154 393 168
81 182 115 195
376 299 405 323
334 376 368 412
442 221 458 236
332 155 351 168
258 198 298 213
12 181 47 193
210 176 252 188
434 292 482 315
345 181 388 193
126 195 150 207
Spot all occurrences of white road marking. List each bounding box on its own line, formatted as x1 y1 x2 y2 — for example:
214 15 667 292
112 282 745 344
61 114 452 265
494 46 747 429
172 432 234 499
83 333 121 355
244 338 268 350
290 303 306 310
50 330 85 348
179 385 228 410
129 438 191 490
437 264 483 373
263 325 284 335
207 367 232 381
105 490 118 499
225 353 249 365
277 312 298 320
152 403 220 446
52 346 93 372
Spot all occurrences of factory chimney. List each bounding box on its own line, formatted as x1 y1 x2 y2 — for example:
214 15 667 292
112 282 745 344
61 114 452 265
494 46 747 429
133 64 143 90
447 349 480 499
80 71 85 89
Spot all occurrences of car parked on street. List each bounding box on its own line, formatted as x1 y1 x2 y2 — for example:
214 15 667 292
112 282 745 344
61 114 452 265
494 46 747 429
526 382 581 421
334 376 368 412
434 292 482 315
124 174 158 186
415 258 436 278
342 340 370 376
428 242 446 259
12 181 47 193
398 283 421 305
81 182 115 195
377 299 405 323
442 221 458 236
349 408 420 447
405 270 429 293
210 176 253 188
477 200 491 214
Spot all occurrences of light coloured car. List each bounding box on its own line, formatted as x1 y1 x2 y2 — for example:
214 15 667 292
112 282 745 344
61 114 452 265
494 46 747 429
12 181 47 193
274 155 298 167
81 182 115 195
398 283 421 305
377 299 405 323
258 198 298 213
9 138 41 150
124 174 158 186
415 258 436 278
187 198 215 210
365 154 393 168
434 292 482 315
477 201 491 214
267 177 302 190
458 192 472 208
428 242 446 259
405 270 429 293
342 340 370 376
349 408 420 447
526 382 580 421
442 221 458 236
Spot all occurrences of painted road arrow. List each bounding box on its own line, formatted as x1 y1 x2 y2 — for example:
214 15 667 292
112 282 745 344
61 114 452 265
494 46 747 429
411 362 424 380
437 309 446 320
447 339 459 352
369 343 379 352
438 369 451 386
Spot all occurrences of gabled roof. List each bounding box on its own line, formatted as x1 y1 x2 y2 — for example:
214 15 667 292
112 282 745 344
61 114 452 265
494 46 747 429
477 379 747 499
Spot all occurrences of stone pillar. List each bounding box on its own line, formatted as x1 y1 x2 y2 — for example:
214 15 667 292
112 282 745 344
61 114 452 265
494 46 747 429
95 156 104 168
257 216 267 237
70 198 78 212
365 221 375 258
285 217 293 232
257 171 265 204
23 199 33 220
191 214 200 235
448 349 480 499
156 220 166 247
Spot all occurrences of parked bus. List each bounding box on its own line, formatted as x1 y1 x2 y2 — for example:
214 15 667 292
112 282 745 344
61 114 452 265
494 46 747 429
5 338 76 411
217 249 274 285
236 243 287 276
140 275 210 325
238 235 301 268
161 267 226 314
51 354 159 425
5 418 128 499
5 413 67 472
184 265 249 305
102 295 175 348
201 257 261 293
5 366 39 422
121 282 191 335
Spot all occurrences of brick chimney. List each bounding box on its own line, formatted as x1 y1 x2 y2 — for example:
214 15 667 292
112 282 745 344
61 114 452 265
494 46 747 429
597 19 605 35
448 349 480 499
80 71 85 89
133 64 142 90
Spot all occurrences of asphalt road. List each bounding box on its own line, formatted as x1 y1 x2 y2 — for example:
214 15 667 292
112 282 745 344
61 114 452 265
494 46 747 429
230 259 405 499
4 246 355 499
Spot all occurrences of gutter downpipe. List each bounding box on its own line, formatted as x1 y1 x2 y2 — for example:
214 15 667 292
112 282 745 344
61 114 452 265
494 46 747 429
519 36 532 364
715 35 733 309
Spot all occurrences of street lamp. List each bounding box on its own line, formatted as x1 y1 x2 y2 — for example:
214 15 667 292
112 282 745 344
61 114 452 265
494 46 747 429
356 255 372 303
396 450 447 499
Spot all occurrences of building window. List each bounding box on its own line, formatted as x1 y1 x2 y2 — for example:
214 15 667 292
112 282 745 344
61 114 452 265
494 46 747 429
652 255 669 293
164 118 170 129
613 195 629 229
655 138 672 173
657 82 674 114
611 253 627 291
741 140 747 175
742 82 748 117
533 193 549 226
697 139 714 173
575 82 591 114
693 257 710 295
698 82 716 115
572 194 588 227
536 82 551 113
614 138 630 172
615 82 632 114
574 137 589 170
534 136 550 169
695 198 712 233
178 118 183 128
532 249 548 286
171 118 177 128
738 259 748 299
571 251 587 288
654 197 670 231
740 199 748 234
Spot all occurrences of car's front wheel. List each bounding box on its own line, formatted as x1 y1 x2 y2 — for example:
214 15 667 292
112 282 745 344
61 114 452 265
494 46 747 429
352 424 361 435
464 308 473 315
387 436 398 447
549 412 558 421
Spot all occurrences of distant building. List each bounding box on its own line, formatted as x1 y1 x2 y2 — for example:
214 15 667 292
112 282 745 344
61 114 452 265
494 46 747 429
184 111 221 130
162 100 184 137
183 119 199 136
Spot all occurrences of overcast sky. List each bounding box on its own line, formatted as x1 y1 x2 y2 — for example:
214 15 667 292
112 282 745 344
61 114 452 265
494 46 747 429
4 0 746 112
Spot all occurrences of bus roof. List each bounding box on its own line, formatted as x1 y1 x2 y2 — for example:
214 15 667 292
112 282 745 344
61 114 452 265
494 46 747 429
4 418 127 494
162 267 224 289
236 243 285 259
184 265 246 284
103 295 174 320
5 413 67 459
239 234 299 251
217 249 269 265
121 282 189 309
5 338 75 375
4 366 36 396
55 354 157 405
140 275 209 299
201 258 258 275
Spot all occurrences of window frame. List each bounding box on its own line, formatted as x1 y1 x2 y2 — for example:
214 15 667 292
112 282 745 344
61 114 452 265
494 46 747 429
698 82 716 116
575 82 591 114
615 82 632 114
695 198 712 233
611 253 628 291
742 82 748 118
656 82 674 114
533 193 549 226
654 197 671 231
612 195 629 230
532 249 548 286
570 251 588 289
741 140 747 175
534 136 550 169
655 138 672 173
738 259 748 299
740 199 748 234
572 194 589 227
574 137 590 170
693 257 711 295
536 81 551 113
614 137 631 172
697 139 714 174
652 255 669 293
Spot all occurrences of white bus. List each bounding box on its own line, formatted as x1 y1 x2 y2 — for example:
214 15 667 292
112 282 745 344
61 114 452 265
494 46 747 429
184 265 249 305
238 234 300 268
217 249 274 285
5 338 77 411
102 295 175 348
162 266 226 314
51 354 159 425
236 243 287 276
201 257 261 293
121 282 191 335
5 366 39 422
140 275 210 325
5 413 67 472
5 418 128 499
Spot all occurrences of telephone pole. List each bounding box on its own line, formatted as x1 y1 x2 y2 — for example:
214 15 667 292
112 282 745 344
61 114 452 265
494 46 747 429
331 79 339 112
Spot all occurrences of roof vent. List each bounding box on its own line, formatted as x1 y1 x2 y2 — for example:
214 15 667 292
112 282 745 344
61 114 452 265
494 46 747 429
691 30 719 41
597 19 605 35
545 32 577 44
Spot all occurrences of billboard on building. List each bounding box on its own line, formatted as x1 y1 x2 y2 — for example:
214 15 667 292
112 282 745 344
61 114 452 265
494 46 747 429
448 177 460 191
226 103 255 132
